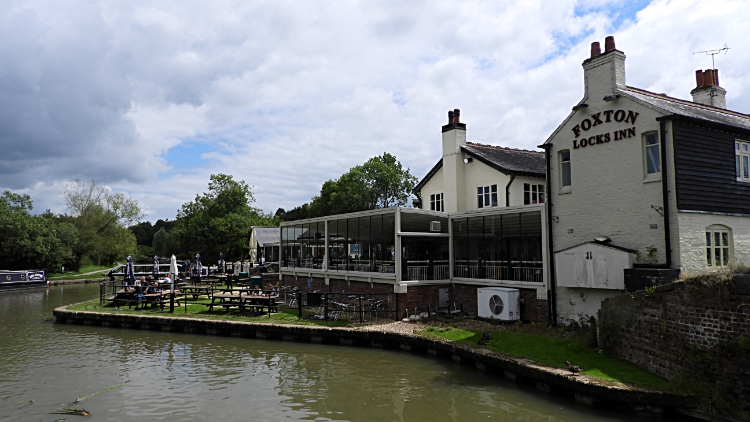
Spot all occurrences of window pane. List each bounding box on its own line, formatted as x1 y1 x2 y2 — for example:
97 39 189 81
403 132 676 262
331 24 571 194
722 248 729 266
646 145 660 174
562 162 571 186
561 150 570 161
491 192 498 207
744 156 749 178
714 232 721 248
645 133 658 146
477 188 483 208
738 155 742 178
707 247 712 266
744 144 749 151
715 247 721 266
706 231 712 246
722 232 728 247
524 190 530 205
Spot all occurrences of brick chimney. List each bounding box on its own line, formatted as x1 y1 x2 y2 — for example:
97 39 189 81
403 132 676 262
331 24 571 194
582 36 626 101
691 69 727 109
441 109 466 213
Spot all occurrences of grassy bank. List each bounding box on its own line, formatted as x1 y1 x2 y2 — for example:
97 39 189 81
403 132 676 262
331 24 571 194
418 324 670 389
68 299 351 328
48 265 113 280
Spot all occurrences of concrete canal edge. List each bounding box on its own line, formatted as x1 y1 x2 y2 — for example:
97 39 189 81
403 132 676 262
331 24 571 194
53 305 694 417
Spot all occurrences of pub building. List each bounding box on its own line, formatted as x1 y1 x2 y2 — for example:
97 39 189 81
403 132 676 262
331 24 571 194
278 111 552 323
543 36 750 325
278 36 750 325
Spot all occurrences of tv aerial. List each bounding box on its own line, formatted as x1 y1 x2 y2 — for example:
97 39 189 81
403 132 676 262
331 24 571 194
693 44 730 70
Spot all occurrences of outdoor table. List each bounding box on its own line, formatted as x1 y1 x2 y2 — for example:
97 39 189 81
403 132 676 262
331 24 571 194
183 286 213 300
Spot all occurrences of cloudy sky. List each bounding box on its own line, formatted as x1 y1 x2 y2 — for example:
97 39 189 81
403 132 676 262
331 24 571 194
2 0 749 222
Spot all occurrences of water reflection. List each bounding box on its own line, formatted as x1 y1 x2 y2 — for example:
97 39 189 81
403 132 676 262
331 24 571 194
1 283 663 421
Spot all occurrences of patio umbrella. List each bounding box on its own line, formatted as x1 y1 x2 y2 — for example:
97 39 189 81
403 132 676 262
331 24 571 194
195 253 202 278
125 255 136 286
218 252 225 273
170 254 178 277
153 255 159 280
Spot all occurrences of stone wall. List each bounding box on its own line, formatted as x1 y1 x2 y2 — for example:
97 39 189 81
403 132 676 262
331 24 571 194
599 280 750 415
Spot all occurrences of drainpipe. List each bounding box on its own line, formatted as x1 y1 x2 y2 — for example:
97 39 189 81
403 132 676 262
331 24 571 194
659 118 672 268
505 174 516 207
541 144 557 326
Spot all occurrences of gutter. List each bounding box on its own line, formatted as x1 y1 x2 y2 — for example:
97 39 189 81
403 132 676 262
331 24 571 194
505 174 516 207
540 144 557 326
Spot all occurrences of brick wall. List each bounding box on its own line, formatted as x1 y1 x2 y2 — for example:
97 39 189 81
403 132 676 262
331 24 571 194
279 275 549 323
599 281 750 408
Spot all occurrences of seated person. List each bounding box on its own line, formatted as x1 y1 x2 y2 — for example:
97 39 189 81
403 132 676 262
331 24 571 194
134 281 147 301
161 274 172 285
146 282 162 294
252 285 262 295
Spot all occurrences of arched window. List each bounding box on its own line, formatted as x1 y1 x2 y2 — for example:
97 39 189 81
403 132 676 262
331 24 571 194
706 225 732 267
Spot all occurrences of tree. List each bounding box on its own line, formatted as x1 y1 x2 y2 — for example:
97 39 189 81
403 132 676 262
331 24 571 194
174 174 279 261
0 191 67 271
64 179 144 232
62 180 142 266
301 152 417 218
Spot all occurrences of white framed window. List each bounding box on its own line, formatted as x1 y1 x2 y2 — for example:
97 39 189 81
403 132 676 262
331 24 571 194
559 150 571 191
736 141 750 182
644 132 661 175
524 183 545 204
706 225 731 267
476 184 498 208
430 192 444 212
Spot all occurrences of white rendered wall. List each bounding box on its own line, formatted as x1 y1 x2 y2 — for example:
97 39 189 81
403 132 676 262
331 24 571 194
677 212 750 274
548 100 667 261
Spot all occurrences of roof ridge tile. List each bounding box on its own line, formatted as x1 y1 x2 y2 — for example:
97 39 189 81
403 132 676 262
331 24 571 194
465 142 544 155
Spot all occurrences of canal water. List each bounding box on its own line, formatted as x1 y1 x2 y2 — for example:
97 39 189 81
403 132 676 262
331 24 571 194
1 283 662 421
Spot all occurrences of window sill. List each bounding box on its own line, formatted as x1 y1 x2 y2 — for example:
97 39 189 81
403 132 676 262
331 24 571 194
558 187 571 195
643 175 661 184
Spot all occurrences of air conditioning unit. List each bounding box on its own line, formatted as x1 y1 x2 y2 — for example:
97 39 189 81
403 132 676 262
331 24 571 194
430 221 441 232
477 287 520 321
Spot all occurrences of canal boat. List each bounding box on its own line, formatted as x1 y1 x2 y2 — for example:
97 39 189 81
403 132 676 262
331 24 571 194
0 269 46 288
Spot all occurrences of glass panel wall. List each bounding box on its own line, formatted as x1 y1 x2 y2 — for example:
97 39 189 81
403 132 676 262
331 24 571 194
452 211 543 282
400 212 449 233
402 237 450 281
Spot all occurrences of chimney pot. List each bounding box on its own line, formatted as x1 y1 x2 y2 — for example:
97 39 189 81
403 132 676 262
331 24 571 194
604 36 615 52
695 70 705 88
704 69 715 86
714 69 720 87
453 109 460 123
590 42 601 58
448 110 454 124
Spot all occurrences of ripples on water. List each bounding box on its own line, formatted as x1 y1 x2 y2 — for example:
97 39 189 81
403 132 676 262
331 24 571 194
1 283 653 421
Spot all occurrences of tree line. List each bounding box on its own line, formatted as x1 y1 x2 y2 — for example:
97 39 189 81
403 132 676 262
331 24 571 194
0 180 142 272
0 152 417 271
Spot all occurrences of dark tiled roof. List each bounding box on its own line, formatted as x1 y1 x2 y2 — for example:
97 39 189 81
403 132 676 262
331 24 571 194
414 142 546 193
462 143 546 177
622 86 750 131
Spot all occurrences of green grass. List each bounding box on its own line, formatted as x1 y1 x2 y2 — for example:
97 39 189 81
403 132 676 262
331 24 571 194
68 299 352 328
48 265 113 280
419 327 670 389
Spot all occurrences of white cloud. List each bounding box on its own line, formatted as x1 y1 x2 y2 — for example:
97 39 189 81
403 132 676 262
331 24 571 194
1 0 749 222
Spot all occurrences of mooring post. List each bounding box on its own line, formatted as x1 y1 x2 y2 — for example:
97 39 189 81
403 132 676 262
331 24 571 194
297 292 302 320
359 295 363 324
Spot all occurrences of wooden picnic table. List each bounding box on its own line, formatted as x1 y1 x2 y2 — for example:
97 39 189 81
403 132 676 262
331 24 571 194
204 291 278 314
183 285 213 300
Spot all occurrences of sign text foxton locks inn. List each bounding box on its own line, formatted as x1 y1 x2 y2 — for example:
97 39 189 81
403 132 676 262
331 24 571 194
572 109 638 149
